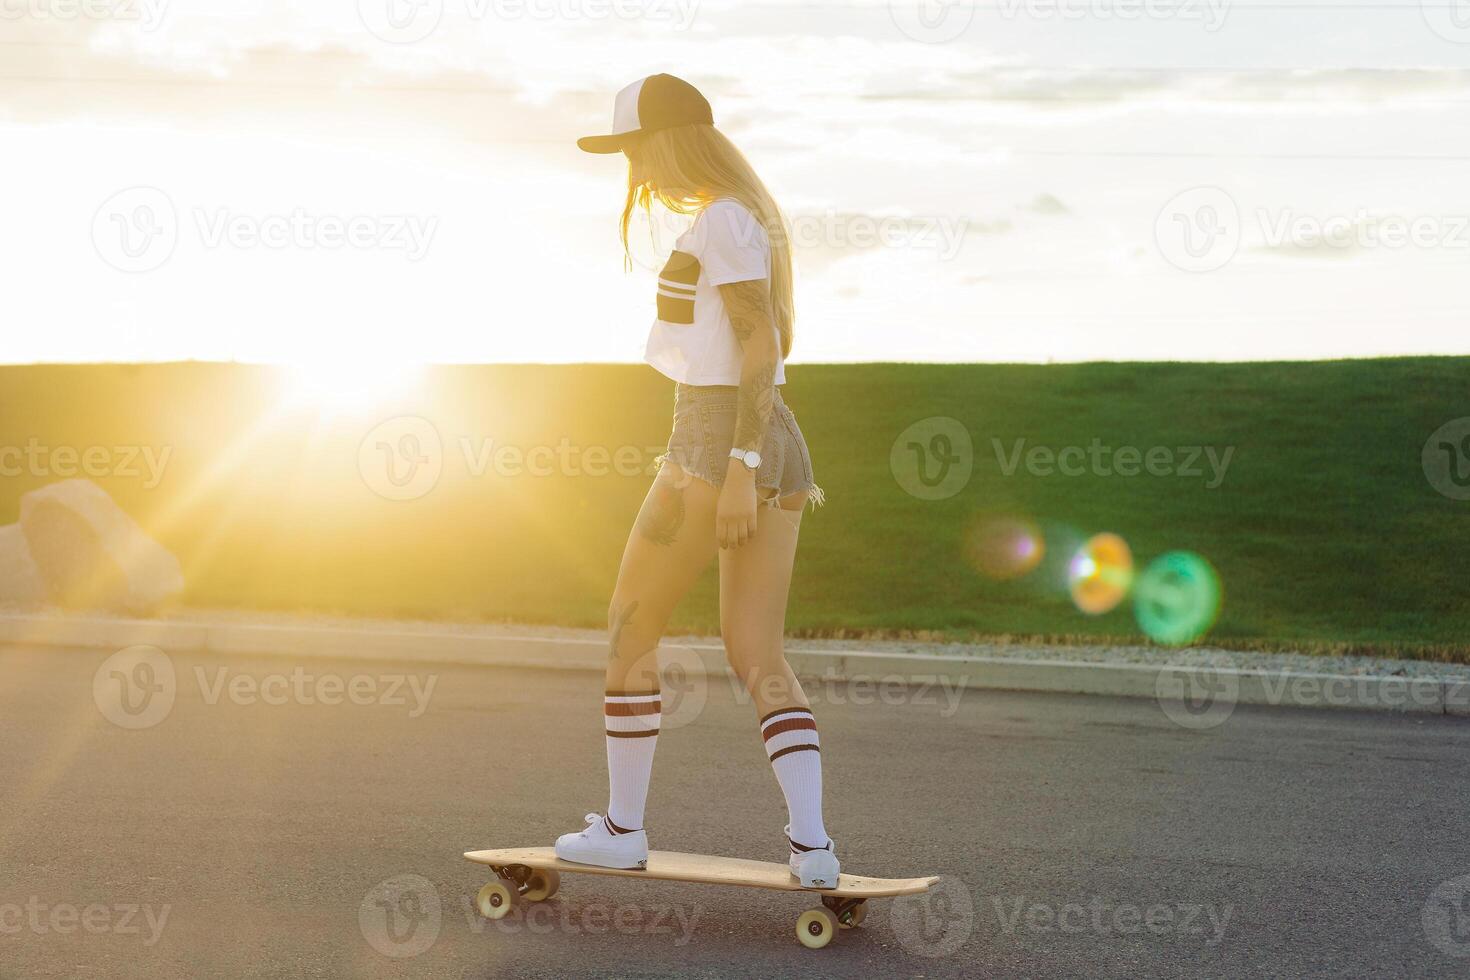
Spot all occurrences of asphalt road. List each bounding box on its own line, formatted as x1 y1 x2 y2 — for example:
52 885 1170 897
2 643 1468 979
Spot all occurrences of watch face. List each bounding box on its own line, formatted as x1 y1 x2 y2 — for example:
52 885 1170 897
744 450 761 468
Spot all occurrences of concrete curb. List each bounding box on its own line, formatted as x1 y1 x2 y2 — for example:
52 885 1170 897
1 612 1466 718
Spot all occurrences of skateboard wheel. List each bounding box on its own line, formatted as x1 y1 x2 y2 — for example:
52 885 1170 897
796 907 839 949
839 902 867 929
476 881 515 920
522 869 560 902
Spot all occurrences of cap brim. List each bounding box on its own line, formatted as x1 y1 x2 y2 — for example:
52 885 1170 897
577 133 632 154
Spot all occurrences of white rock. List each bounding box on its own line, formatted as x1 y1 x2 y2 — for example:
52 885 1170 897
19 479 184 612
0 522 47 605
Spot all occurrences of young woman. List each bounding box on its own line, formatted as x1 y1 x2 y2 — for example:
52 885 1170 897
554 74 838 888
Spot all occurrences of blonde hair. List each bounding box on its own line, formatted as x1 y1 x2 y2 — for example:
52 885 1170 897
620 124 794 359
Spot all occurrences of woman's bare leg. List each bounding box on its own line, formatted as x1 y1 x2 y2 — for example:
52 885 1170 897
596 462 719 835
719 491 833 866
718 491 809 715
607 462 720 691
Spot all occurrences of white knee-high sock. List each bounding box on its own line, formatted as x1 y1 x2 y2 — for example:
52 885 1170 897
604 691 660 833
761 706 828 849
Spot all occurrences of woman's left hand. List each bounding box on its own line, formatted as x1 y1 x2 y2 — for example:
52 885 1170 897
717 464 758 549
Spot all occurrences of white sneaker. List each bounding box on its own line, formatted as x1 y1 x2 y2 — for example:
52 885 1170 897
554 814 648 870
786 826 840 888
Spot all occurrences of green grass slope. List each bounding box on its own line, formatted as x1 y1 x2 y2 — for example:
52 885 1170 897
0 359 1465 660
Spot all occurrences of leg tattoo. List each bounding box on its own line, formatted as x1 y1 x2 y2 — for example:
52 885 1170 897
637 481 685 546
609 599 640 662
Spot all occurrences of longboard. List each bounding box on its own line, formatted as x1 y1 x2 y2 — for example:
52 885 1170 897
465 846 940 949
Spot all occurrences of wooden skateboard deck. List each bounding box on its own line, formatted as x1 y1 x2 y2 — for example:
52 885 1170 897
464 846 940 948
465 846 938 897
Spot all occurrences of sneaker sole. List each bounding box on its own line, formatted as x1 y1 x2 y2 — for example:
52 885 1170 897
555 848 647 871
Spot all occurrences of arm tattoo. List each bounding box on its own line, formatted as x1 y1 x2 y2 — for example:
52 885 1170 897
736 361 776 450
719 278 779 452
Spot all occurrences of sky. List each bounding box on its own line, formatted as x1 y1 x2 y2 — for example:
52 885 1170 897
3 0 1469 365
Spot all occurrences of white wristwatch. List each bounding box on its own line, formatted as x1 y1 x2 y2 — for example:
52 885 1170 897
730 447 762 470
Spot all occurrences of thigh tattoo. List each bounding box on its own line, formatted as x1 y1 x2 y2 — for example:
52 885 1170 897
637 480 686 546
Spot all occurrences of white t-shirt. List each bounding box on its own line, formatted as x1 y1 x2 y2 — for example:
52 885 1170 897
643 198 786 387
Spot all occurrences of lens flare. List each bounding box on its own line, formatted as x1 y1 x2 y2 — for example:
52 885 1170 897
1068 532 1134 615
1133 551 1223 645
963 515 1044 581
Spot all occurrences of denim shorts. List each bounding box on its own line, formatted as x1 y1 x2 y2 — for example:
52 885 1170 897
659 384 825 507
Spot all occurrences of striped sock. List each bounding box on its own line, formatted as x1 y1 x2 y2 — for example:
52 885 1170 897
760 706 828 850
604 691 660 833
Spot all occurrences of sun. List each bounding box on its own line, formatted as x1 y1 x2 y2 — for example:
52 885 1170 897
279 358 425 414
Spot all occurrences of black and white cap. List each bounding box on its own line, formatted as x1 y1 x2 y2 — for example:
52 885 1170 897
577 74 713 154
